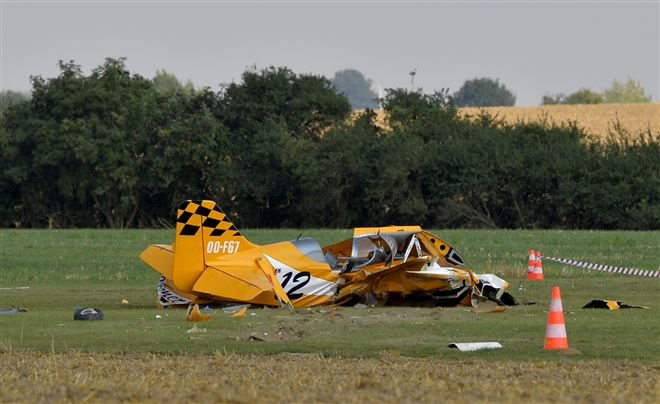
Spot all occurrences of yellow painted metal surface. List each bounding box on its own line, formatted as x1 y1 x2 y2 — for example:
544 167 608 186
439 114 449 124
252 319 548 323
139 244 174 279
353 226 422 236
141 199 510 308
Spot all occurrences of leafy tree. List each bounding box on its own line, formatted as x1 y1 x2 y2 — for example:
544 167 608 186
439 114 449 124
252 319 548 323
2 61 97 227
453 77 516 107
382 88 459 143
563 88 604 104
541 93 565 105
542 80 653 105
144 89 230 224
152 69 195 95
0 90 30 111
0 122 19 225
542 89 604 105
381 89 478 226
602 78 652 103
2 59 161 228
541 88 603 105
218 66 350 140
213 66 351 226
575 128 660 229
331 69 378 109
297 111 386 227
2 59 658 230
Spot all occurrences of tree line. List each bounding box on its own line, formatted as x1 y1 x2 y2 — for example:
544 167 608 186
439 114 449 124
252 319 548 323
1 58 658 229
328 71 653 108
542 79 652 105
3 69 653 111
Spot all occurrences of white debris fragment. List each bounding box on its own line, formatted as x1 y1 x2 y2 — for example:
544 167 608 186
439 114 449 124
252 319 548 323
447 342 502 352
186 324 207 334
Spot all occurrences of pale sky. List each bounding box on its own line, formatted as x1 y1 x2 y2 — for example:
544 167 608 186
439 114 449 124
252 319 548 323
1 1 659 105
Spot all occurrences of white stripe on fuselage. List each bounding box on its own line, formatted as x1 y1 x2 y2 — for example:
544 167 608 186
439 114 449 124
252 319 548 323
264 255 338 297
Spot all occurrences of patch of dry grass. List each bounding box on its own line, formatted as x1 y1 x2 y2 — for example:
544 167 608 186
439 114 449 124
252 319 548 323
1 352 658 403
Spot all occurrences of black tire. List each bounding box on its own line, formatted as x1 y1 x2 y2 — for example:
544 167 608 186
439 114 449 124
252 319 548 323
73 307 104 321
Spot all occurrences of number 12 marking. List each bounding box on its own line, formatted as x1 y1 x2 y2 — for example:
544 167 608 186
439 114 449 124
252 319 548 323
280 271 311 300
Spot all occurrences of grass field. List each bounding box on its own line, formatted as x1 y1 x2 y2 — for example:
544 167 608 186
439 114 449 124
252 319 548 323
1 229 659 402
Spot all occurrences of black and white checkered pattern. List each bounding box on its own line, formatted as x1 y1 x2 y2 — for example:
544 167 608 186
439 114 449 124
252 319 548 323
544 256 660 278
176 200 240 237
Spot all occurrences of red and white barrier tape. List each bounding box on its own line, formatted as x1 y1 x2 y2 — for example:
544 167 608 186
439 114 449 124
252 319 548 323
544 256 660 278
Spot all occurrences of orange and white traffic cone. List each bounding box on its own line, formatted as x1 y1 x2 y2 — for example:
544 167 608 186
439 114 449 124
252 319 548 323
531 250 544 280
527 249 537 279
544 286 569 349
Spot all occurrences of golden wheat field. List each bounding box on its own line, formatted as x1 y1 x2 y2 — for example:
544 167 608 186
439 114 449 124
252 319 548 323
359 103 659 139
1 352 658 403
459 103 660 138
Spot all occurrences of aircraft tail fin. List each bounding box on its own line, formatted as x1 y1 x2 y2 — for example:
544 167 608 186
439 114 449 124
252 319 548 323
172 200 257 292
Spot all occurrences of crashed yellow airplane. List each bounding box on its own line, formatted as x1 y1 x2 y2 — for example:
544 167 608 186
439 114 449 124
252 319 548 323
140 200 515 308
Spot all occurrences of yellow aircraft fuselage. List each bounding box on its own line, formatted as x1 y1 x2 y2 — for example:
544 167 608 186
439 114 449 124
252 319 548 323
140 200 511 308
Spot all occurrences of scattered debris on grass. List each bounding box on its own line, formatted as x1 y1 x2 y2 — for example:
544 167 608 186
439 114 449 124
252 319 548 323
222 304 250 313
0 306 28 314
185 304 212 321
186 324 207 334
272 326 304 340
231 307 248 317
473 299 506 313
583 300 649 310
448 342 503 352
227 326 304 342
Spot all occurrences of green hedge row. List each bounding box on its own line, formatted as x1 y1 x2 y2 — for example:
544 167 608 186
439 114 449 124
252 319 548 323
1 59 658 229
